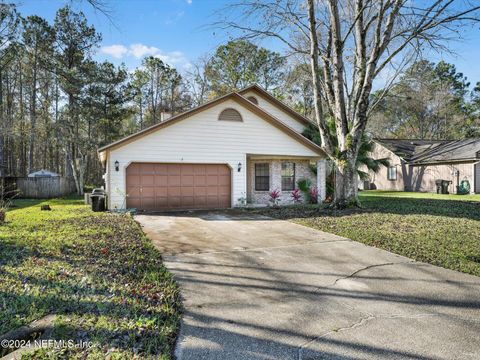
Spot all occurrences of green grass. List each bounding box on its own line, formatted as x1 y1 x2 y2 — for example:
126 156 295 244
254 191 480 277
0 198 181 359
362 190 480 201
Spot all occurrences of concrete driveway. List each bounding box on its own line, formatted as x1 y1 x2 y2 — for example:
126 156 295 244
136 211 480 360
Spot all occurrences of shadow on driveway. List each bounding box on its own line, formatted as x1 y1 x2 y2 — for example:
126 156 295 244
136 211 480 360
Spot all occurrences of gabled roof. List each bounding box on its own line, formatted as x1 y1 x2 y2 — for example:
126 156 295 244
374 138 480 164
238 84 313 127
98 91 325 157
374 139 444 161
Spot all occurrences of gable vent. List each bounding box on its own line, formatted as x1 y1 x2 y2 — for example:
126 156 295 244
218 108 243 122
247 96 258 105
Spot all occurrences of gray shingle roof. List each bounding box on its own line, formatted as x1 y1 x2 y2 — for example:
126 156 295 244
374 138 480 164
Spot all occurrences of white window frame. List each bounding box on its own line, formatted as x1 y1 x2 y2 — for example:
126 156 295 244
387 166 397 181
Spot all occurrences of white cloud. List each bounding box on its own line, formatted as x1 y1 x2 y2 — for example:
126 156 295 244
186 0 192 4
156 50 183 64
101 43 160 59
129 43 160 59
100 44 128 59
100 43 192 71
155 50 192 70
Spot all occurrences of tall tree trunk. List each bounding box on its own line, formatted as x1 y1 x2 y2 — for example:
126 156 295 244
64 92 76 178
307 0 333 155
0 136 4 178
18 59 27 176
5 71 14 175
54 74 60 174
150 78 156 123
308 0 361 208
334 155 359 208
70 155 85 196
0 67 4 178
28 47 38 173
139 95 143 129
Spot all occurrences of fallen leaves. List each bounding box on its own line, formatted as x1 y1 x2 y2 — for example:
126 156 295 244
0 199 181 359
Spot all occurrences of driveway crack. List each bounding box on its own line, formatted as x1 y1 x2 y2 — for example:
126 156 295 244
297 314 375 360
327 260 416 288
297 312 437 360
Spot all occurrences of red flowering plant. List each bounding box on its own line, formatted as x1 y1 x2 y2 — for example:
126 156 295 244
291 188 302 204
268 189 281 206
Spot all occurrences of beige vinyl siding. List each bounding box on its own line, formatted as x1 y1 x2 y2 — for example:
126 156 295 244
364 143 406 191
241 90 307 133
107 99 321 209
366 143 477 193
476 162 480 193
409 162 475 193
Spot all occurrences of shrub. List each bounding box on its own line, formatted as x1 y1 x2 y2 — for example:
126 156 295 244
297 178 312 192
309 187 319 204
326 172 335 198
297 178 312 202
269 189 281 206
291 189 302 203
0 195 15 224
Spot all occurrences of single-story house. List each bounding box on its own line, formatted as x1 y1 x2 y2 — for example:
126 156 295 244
98 84 327 211
364 138 480 194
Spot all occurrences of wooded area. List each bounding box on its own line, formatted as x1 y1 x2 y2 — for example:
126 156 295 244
1 2 479 199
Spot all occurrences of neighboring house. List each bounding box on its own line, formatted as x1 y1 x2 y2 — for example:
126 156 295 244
28 169 60 178
98 84 327 211
364 139 480 194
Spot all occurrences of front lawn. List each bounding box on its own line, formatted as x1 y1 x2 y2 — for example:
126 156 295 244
0 198 180 359
362 190 480 202
254 191 480 277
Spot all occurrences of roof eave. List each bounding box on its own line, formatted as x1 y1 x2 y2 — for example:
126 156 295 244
409 158 480 166
233 92 325 156
238 84 313 126
97 90 326 158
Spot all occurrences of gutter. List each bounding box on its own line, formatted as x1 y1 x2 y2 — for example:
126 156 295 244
408 158 480 166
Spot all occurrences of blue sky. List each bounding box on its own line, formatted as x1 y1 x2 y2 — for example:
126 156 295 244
17 0 480 86
18 0 239 71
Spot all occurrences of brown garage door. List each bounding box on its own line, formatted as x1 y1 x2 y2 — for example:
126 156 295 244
126 163 231 211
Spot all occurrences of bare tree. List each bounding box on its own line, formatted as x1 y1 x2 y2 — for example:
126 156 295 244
218 0 480 207
186 55 212 106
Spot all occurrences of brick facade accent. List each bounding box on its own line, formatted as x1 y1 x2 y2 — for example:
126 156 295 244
246 159 319 205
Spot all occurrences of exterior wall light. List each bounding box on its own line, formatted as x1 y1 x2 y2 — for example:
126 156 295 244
237 162 242 172
114 161 119 171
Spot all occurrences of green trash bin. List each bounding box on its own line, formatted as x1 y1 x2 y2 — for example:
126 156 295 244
91 195 105 212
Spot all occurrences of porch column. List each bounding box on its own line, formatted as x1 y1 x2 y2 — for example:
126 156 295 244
317 159 326 202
